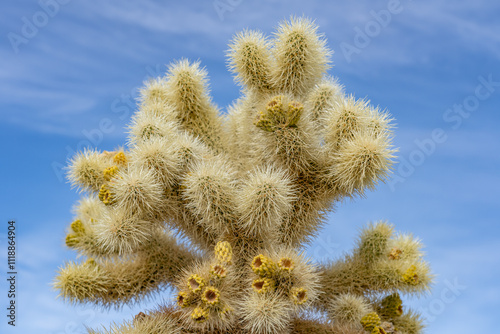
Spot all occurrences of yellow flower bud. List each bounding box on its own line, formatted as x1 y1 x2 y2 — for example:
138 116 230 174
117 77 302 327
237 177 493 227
402 265 419 285
277 257 295 272
214 241 233 264
252 278 275 294
254 95 303 131
371 326 387 334
65 234 79 248
70 219 85 234
361 312 381 331
98 184 115 205
103 165 119 181
176 291 192 308
187 274 205 293
191 306 209 323
201 286 220 305
210 264 227 278
113 152 127 166
251 254 276 277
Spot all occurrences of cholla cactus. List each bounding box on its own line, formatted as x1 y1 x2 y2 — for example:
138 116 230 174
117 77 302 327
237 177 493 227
54 17 432 334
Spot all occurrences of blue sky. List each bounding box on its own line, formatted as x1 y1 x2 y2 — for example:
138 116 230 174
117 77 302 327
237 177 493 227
0 0 499 333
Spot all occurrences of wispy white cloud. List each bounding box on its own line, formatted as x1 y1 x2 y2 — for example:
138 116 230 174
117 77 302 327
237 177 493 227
407 0 500 58
3 0 499 135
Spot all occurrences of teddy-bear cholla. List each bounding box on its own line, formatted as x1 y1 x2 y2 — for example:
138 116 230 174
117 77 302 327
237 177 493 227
55 17 432 334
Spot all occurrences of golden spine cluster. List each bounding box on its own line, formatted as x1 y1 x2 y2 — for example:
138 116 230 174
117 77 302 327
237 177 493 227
55 16 432 334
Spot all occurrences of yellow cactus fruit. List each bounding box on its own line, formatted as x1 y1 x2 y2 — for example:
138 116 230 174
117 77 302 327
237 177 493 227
191 306 209 323
103 165 120 181
201 286 221 306
277 257 295 272
388 247 403 260
113 152 128 166
177 291 192 308
65 234 79 248
187 274 205 293
70 219 85 234
251 254 276 277
214 241 233 264
361 312 381 331
402 265 419 285
291 287 308 305
380 293 403 318
252 278 275 294
210 264 227 279
98 184 115 205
